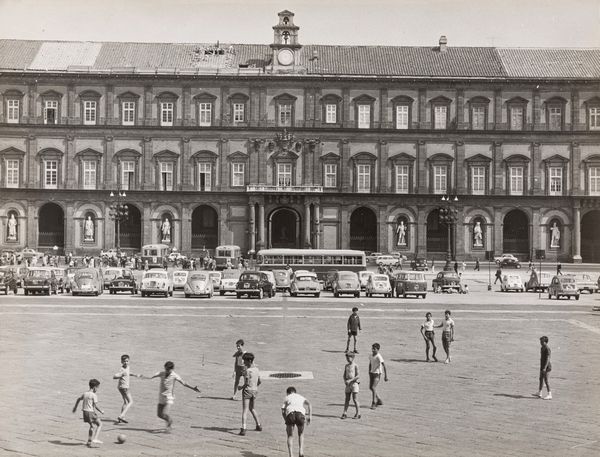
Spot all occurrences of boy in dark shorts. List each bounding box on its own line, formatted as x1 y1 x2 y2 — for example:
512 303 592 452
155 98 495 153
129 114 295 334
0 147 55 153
368 343 388 409
420 312 438 362
346 307 362 353
113 354 141 423
535 336 552 400
282 386 312 457
238 352 262 435
232 339 246 400
73 379 104 447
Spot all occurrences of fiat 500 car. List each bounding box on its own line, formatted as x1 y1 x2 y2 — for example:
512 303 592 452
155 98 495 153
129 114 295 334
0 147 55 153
272 269 292 292
24 267 57 295
432 271 461 292
365 274 392 298
0 270 18 294
501 274 524 292
573 273 598 294
184 272 213 298
394 271 427 298
548 275 580 300
71 268 103 296
332 271 360 298
220 269 241 296
140 270 173 297
236 271 274 299
290 272 320 297
109 270 137 294
172 270 189 290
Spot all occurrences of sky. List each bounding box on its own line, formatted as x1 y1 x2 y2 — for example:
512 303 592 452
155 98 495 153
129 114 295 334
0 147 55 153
0 0 598 47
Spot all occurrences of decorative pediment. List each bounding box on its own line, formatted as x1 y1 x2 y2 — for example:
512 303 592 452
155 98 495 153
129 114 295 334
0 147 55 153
74 148 102 158
353 94 376 104
227 150 249 161
468 96 490 105
543 154 569 164
273 92 297 102
153 149 179 161
78 90 102 99
0 147 26 156
428 153 454 163
270 148 299 162
40 90 63 99
114 148 141 159
351 151 377 162
228 92 249 102
36 147 63 158
429 95 452 104
2 89 24 98
584 96 600 106
390 95 414 104
388 152 416 163
320 151 340 162
465 153 492 163
544 96 567 106
583 154 600 164
156 91 178 100
191 150 218 161
504 154 530 163
193 92 217 102
117 91 141 100
506 96 529 105
321 93 342 103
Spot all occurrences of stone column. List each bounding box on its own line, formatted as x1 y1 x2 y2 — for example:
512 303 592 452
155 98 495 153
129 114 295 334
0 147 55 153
258 203 265 248
181 206 191 253
26 82 37 124
106 85 114 125
220 86 229 127
572 204 581 263
532 142 542 195
67 84 76 124
182 86 191 126
456 88 465 129
571 89 581 131
218 138 229 191
142 203 152 246
378 140 388 192
417 140 427 193
340 205 349 249
304 202 311 247
341 139 350 191
494 89 503 130
249 203 256 252
64 135 75 189
418 88 428 129
379 87 388 129
103 136 114 189
314 201 321 248
532 89 542 131
64 204 74 254
493 142 503 195
493 207 503 255
181 137 191 190
342 88 351 128
416 205 427 257
144 86 153 126
571 142 581 195
142 137 153 190
455 141 465 194
26 135 37 188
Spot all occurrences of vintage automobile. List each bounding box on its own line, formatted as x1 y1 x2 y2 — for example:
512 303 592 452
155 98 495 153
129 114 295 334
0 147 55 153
366 252 383 264
100 248 119 259
548 275 580 300
51 267 68 293
236 271 275 299
184 272 213 298
501 274 525 292
220 269 241 296
431 271 461 292
168 251 188 262
290 272 320 297
140 270 173 297
0 269 18 294
358 271 373 290
172 270 189 290
324 269 339 291
71 268 103 296
263 271 277 293
18 248 42 261
332 271 361 298
376 255 398 267
102 267 125 289
394 271 428 298
0 265 27 287
573 273 598 294
524 270 552 292
66 266 86 292
410 258 429 271
272 269 292 293
23 267 58 295
208 271 223 292
495 254 521 268
109 270 138 294
365 274 392 298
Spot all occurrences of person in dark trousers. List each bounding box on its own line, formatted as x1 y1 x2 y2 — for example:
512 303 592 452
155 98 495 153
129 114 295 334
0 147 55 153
346 307 362 353
494 267 503 284
453 262 458 274
535 336 552 400
556 263 562 275
474 258 480 271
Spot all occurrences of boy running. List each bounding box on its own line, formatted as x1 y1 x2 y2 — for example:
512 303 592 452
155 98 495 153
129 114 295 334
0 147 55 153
238 352 262 435
232 339 246 400
73 379 104 447
420 313 438 362
113 354 141 424
535 336 553 400
346 307 362 353
368 343 388 409
435 310 455 363
341 352 360 419
282 386 312 457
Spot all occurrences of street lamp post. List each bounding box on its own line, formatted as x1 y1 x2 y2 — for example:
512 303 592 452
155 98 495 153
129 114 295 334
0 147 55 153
109 191 128 255
439 195 459 272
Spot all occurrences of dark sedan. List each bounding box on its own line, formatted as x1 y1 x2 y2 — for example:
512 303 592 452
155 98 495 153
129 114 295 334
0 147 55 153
431 271 461 292
236 271 275 299
109 270 138 294
411 258 429 271
499 258 521 269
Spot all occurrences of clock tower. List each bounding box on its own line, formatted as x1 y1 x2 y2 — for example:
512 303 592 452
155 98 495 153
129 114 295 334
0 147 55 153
270 10 303 72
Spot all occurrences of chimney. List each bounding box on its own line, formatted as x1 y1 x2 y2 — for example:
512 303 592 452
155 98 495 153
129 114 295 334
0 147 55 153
439 35 448 52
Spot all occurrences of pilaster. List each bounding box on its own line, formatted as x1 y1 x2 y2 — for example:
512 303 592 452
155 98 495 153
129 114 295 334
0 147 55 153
571 142 581 195
182 86 191 126
532 142 543 195
379 87 388 129
106 85 114 125
64 204 75 254
64 134 75 188
342 88 351 128
455 141 465 194
493 141 503 195
571 90 583 131
103 136 114 189
144 86 154 126
494 89 503 130
26 82 37 124
340 139 350 191
417 140 427 194
493 207 503 255
314 87 322 127
378 140 388 192
181 137 192 190
181 206 191 253
219 138 230 191
67 84 76 124
533 89 543 131
220 86 229 127
142 137 153 190
456 88 466 129
418 88 428 129
26 135 37 188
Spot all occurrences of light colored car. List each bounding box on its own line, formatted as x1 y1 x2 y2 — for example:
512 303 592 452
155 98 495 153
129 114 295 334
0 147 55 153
548 275 579 300
367 252 383 264
573 273 598 294
18 248 42 260
394 271 427 298
0 265 28 287
71 268 103 296
332 271 360 298
376 255 398 267
172 270 189 290
272 269 292 292
220 269 241 296
141 270 173 297
501 274 524 292
208 271 222 292
290 272 320 297
168 252 187 262
102 267 125 289
365 274 392 298
358 270 373 290
184 272 213 298
100 248 119 258
525 270 551 292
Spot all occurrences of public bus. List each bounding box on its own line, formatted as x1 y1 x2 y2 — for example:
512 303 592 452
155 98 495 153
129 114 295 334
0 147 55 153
256 249 367 281
141 244 170 268
215 245 242 270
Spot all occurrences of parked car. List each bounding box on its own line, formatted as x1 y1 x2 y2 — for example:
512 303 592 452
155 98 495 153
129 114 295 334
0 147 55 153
51 267 68 293
376 255 398 267
524 270 552 292
410 258 429 271
0 269 18 294
501 274 525 292
66 266 85 292
168 251 187 262
365 274 392 298
140 270 173 297
366 252 383 264
273 269 292 293
263 271 277 294
0 265 28 287
394 271 428 298
109 270 138 294
24 267 57 295
431 271 461 292
236 271 275 299
184 272 213 298
324 269 339 291
358 271 373 290
332 271 361 298
548 275 580 300
18 248 42 260
102 267 125 289
172 270 189 290
208 271 222 292
100 248 119 258
290 272 320 297
573 273 598 294
71 268 103 296
220 269 241 296
495 254 521 268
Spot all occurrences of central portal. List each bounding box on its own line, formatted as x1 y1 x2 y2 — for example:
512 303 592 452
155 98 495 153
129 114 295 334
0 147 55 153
269 208 300 248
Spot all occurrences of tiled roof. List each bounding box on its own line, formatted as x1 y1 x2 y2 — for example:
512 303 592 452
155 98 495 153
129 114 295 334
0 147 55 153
0 39 598 80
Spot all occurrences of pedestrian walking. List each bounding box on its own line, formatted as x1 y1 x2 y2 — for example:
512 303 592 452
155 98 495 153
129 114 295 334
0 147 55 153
346 307 361 353
534 336 552 400
368 343 388 409
556 262 562 275
453 262 459 274
73 379 104 447
420 312 438 362
231 339 246 400
341 351 360 419
435 310 455 364
238 352 262 435
494 267 503 284
461 261 466 272
113 354 141 424
281 386 312 457
475 258 480 271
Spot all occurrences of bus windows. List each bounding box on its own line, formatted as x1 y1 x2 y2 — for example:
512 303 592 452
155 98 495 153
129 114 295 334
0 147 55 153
333 256 343 264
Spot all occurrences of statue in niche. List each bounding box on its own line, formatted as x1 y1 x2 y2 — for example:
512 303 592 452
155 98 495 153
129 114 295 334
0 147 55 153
161 217 171 242
473 221 483 247
84 216 95 242
396 220 407 246
7 213 17 241
550 222 560 248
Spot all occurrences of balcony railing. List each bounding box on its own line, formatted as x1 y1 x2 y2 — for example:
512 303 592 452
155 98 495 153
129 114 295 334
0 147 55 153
246 185 323 193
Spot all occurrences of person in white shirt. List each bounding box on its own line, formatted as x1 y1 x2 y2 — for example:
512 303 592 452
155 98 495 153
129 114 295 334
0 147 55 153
113 354 141 424
72 379 104 447
368 343 388 410
281 386 312 457
420 312 438 362
435 310 455 363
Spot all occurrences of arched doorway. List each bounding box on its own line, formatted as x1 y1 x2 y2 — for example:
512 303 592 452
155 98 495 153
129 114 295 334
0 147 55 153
581 210 600 263
269 208 299 248
192 205 218 250
426 209 449 256
503 209 529 257
38 203 64 250
118 204 141 250
350 207 377 252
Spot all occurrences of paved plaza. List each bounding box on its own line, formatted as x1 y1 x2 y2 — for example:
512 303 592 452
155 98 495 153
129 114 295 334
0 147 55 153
1 268 600 457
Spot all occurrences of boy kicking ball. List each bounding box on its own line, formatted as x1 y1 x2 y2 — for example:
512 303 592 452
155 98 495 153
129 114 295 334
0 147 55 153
113 354 141 424
73 379 104 447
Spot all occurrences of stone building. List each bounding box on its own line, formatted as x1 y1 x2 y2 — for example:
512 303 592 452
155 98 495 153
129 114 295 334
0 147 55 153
1 10 599 261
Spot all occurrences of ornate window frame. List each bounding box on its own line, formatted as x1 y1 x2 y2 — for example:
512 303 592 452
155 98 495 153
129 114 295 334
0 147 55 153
194 92 217 127
154 150 179 191
274 93 297 127
157 91 178 127
79 90 101 126
228 93 249 126
118 91 140 126
353 94 375 129
114 149 141 191
430 95 452 130
543 154 568 196
3 89 24 124
41 90 63 125
321 94 342 126
192 150 218 191
389 153 415 194
468 96 490 130
466 154 492 195
583 154 600 196
584 96 600 131
428 153 453 194
75 148 102 190
391 95 413 130
38 148 63 189
507 96 529 131
0 147 25 188
351 152 377 193
320 152 340 189
545 97 567 132
227 151 249 187
504 154 530 196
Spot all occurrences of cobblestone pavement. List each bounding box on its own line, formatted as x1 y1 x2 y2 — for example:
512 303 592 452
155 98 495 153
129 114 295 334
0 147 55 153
1 269 600 457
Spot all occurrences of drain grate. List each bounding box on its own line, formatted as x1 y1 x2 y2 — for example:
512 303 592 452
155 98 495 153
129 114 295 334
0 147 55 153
269 372 302 379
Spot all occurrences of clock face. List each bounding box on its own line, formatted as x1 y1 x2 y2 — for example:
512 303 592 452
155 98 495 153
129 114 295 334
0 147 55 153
277 49 294 66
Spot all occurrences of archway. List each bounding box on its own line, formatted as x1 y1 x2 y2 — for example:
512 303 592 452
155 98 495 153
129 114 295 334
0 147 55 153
38 203 64 250
192 205 218 250
269 208 300 248
118 204 141 250
581 210 600 263
426 209 449 257
349 207 377 252
503 209 529 257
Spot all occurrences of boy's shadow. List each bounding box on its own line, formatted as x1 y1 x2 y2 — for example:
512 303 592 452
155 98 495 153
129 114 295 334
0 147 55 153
197 395 234 401
116 426 167 434
49 440 83 446
322 350 347 354
391 358 429 363
312 413 339 419
241 451 268 457
191 425 239 434
493 393 538 400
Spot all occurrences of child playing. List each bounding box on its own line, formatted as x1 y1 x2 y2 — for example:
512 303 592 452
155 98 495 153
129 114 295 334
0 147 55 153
113 354 141 424
435 310 455 363
420 312 438 362
238 352 262 435
346 307 362 353
368 343 388 409
232 339 246 400
281 386 312 457
73 379 104 447
535 336 552 400
341 351 360 419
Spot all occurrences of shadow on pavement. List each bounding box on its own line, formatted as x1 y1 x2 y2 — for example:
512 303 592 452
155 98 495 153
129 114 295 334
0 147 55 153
241 451 268 457
493 393 538 400
49 440 84 446
198 395 233 401
115 427 167 434
391 358 428 363
191 425 239 434
322 350 347 354
312 413 340 419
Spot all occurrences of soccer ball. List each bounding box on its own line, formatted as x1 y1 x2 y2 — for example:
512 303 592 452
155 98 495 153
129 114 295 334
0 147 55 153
117 434 126 444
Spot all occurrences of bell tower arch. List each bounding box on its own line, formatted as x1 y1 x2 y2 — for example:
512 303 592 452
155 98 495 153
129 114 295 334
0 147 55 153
270 10 303 72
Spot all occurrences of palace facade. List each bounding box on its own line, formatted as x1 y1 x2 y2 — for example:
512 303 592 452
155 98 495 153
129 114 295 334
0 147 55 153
1 10 600 261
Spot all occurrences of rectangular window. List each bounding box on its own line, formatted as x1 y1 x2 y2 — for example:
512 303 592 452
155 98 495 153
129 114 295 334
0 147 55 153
548 107 562 131
122 101 135 126
433 166 447 194
160 162 173 191
358 105 370 129
324 164 337 188
357 164 370 193
590 167 600 195
7 100 19 124
549 167 563 195
83 101 96 125
510 106 523 130
44 160 58 189
6 159 19 187
434 106 447 129
325 104 337 124
44 100 58 124
471 166 486 195
279 104 292 127
472 106 486 130
510 167 524 195
395 105 409 129
232 103 245 124
198 163 212 191
160 102 173 126
83 160 97 190
232 163 245 187
121 161 135 191
277 163 292 187
199 103 212 126
590 107 600 130
395 165 409 193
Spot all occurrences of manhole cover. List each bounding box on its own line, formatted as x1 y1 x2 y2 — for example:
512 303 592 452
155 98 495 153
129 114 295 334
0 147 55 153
269 372 302 379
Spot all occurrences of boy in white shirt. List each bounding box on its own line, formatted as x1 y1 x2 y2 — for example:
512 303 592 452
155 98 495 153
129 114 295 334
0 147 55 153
113 354 141 424
420 313 438 362
72 379 104 447
435 310 455 363
368 343 388 409
281 386 312 457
